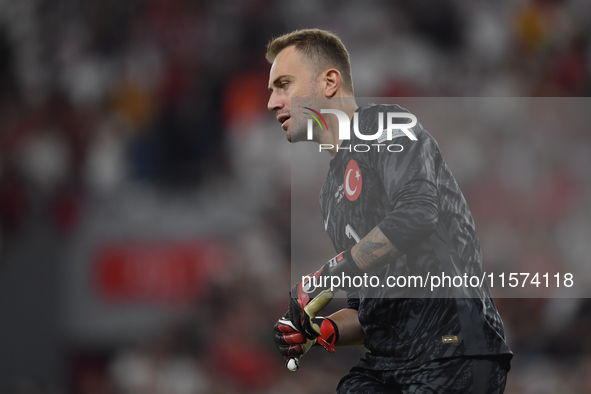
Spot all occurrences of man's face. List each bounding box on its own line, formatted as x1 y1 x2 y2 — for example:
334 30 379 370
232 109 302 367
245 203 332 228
267 46 321 142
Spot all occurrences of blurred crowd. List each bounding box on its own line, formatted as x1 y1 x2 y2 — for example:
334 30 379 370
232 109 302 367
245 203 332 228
0 0 591 393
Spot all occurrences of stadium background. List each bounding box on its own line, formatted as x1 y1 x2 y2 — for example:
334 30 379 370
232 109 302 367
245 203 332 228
0 0 590 393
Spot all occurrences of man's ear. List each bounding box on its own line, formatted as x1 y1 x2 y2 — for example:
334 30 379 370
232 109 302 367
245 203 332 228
324 68 341 97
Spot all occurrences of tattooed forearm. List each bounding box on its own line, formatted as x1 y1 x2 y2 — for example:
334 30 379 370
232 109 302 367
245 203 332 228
351 227 402 272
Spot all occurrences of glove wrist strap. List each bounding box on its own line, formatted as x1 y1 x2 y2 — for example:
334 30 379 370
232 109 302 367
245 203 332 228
327 248 363 278
314 317 339 353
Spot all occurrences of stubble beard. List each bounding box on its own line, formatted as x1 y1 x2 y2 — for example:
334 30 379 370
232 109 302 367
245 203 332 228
288 81 324 143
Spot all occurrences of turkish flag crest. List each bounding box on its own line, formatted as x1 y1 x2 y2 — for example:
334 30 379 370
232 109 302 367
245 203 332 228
344 160 362 201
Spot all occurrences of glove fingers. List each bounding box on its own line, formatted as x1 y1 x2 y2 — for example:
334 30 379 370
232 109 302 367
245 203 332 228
288 298 319 340
276 318 298 333
275 330 305 345
278 343 306 358
275 318 308 357
288 297 306 333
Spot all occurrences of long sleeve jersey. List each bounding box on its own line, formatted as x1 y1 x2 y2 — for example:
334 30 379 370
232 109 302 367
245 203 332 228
319 103 512 370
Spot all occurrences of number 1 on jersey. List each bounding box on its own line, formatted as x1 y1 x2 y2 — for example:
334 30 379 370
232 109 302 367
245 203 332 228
345 224 361 243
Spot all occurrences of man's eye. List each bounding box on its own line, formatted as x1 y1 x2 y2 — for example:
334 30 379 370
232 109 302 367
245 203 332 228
281 82 288 89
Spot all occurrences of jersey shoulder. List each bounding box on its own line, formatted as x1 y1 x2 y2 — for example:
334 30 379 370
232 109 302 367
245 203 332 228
356 102 424 142
355 102 440 163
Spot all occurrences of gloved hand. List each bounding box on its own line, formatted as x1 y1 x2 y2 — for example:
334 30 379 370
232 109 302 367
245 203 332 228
288 249 361 340
274 313 339 371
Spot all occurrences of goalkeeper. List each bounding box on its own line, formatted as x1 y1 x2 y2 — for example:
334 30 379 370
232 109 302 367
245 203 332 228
267 29 512 393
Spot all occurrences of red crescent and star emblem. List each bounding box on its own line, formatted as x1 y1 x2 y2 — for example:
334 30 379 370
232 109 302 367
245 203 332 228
344 160 362 201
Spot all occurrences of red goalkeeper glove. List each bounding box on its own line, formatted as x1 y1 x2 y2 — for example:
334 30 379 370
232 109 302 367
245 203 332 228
288 249 362 340
274 314 339 371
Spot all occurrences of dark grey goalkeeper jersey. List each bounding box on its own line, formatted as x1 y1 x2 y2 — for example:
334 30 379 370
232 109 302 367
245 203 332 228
320 103 512 370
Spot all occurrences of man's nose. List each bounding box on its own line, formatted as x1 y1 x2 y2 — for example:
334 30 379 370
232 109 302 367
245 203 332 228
267 92 283 112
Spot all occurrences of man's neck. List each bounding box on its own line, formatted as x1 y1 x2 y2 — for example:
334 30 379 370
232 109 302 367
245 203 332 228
323 100 358 159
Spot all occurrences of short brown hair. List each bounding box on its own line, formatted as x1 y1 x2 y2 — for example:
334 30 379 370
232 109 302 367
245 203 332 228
266 28 354 94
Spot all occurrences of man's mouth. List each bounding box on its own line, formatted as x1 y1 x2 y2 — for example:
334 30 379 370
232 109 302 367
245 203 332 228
277 114 291 129
282 118 291 130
